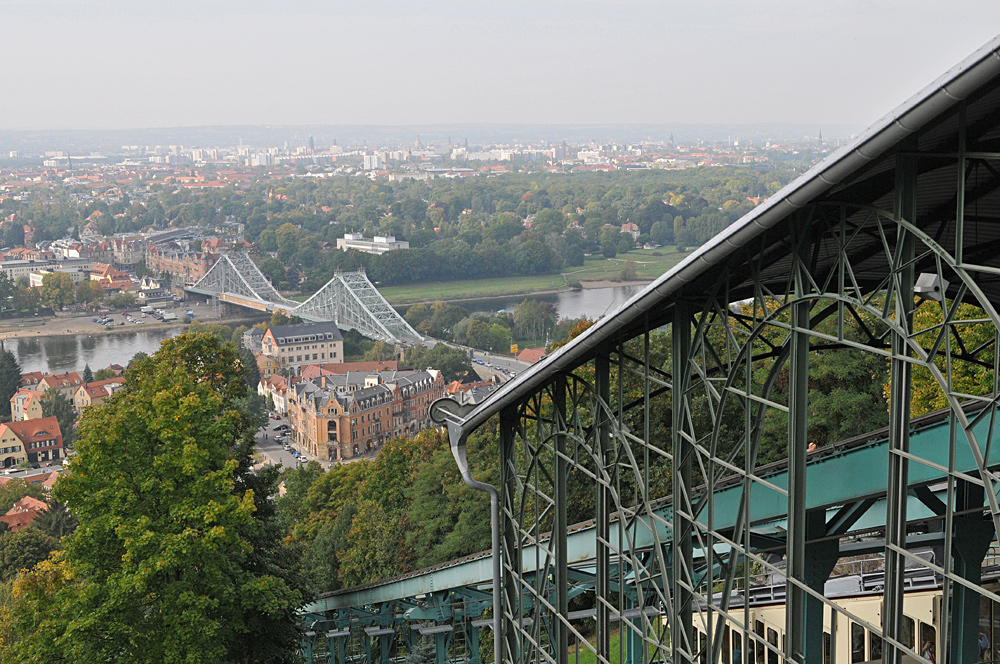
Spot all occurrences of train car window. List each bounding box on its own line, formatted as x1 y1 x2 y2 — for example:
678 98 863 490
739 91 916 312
723 625 731 664
823 632 831 664
700 632 707 664
901 616 915 650
981 595 998 664
732 630 743 664
919 622 936 663
766 628 778 664
747 632 756 664
756 621 764 638
869 631 882 661
850 622 865 663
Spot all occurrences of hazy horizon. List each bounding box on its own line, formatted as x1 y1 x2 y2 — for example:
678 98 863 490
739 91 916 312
2 2 999 132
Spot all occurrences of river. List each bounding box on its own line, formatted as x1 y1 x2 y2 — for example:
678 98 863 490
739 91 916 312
10 285 648 375
8 327 187 375
405 284 648 321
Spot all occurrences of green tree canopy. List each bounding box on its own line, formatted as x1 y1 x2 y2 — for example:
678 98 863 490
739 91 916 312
0 333 308 663
39 389 76 449
0 350 21 421
0 528 60 583
39 272 75 310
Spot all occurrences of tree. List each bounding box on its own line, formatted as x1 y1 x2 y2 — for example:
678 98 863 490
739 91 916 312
270 309 291 327
0 271 14 312
404 344 473 382
1 333 309 663
619 259 638 281
0 350 21 421
0 528 60 582
364 341 396 362
39 272 75 310
92 368 115 381
81 364 93 384
11 286 39 314
31 501 77 540
75 279 103 305
39 389 76 449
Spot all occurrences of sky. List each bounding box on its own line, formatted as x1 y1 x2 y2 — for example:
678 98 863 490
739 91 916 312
1 1 999 132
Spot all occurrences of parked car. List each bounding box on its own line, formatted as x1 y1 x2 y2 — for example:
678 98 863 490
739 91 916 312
273 424 290 432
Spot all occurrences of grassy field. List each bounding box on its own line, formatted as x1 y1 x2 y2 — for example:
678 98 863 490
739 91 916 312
374 248 690 305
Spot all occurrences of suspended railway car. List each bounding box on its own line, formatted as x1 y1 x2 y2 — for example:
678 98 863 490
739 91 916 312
693 554 1000 664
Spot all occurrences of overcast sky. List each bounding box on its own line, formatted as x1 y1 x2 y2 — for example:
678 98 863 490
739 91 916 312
1 1 999 131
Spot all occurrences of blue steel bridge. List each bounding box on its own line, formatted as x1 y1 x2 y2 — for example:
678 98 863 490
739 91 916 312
186 253 421 344
302 35 1000 664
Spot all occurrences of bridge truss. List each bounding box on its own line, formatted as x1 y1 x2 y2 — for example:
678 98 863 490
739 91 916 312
190 257 420 344
302 36 1000 664
294 271 422 344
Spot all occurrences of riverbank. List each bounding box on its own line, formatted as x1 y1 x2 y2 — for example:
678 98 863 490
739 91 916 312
0 301 265 341
377 248 687 305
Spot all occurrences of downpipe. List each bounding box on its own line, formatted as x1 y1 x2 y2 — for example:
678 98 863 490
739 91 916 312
444 419 502 664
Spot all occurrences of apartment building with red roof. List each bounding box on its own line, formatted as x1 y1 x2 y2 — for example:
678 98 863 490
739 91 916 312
0 416 63 467
10 388 44 421
73 378 126 413
0 495 48 531
37 372 84 399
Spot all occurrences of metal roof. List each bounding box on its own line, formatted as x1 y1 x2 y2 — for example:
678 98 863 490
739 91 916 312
459 34 1000 438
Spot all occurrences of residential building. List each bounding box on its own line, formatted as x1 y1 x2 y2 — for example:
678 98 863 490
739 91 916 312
0 496 48 531
255 352 280 379
243 327 265 353
0 416 64 466
73 378 126 413
260 322 344 376
336 233 409 255
37 372 84 399
10 388 44 421
19 371 45 389
286 370 444 462
258 375 291 414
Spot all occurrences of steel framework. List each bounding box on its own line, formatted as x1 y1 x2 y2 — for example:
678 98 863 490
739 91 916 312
190 255 421 343
300 37 1000 664
192 251 293 306
295 270 422 344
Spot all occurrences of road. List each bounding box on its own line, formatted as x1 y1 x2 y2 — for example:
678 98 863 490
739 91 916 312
255 415 332 471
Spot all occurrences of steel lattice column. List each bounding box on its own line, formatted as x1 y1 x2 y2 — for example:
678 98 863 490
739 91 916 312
671 303 693 664
883 151 916 664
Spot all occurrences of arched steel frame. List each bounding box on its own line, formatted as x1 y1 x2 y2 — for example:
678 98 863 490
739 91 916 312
298 38 1000 664
472 176 1000 664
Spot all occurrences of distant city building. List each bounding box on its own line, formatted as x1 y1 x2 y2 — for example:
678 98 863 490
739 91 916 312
336 233 409 255
363 153 382 171
28 267 88 287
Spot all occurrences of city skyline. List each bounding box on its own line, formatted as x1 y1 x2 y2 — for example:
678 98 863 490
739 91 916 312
2 1 999 131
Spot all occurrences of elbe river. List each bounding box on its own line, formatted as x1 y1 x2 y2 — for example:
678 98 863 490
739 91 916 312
10 285 646 375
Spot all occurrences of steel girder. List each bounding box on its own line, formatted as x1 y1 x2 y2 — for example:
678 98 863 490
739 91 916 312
191 252 293 306
191 256 421 344
294 270 422 344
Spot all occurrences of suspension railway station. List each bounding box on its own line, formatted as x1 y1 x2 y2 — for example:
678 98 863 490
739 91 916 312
298 36 1000 664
